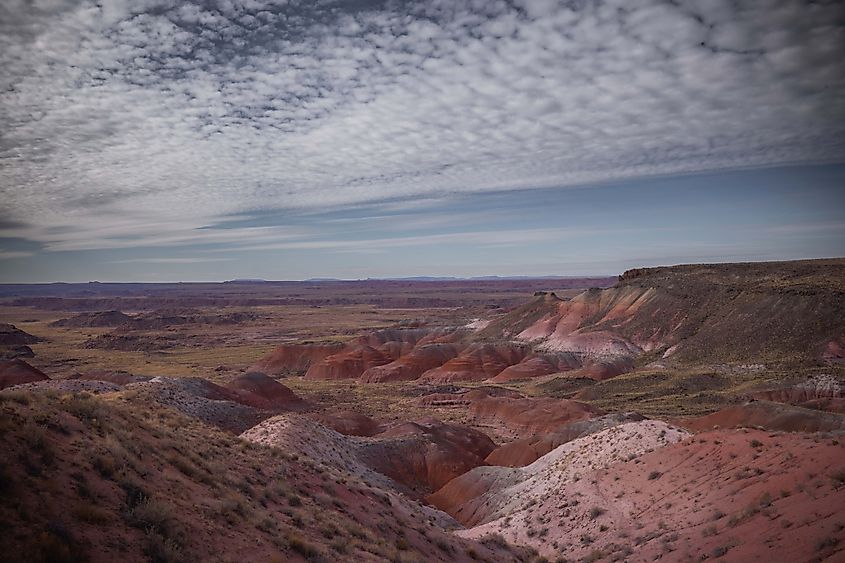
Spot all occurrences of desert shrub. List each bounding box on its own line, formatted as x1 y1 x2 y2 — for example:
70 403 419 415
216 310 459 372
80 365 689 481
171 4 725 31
750 439 763 448
288 533 319 558
711 545 731 558
62 394 105 424
0 390 31 405
830 469 845 488
589 506 606 520
73 502 110 525
647 471 662 480
816 536 839 551
119 477 150 509
287 493 302 506
92 454 117 478
480 534 509 549
128 497 176 538
144 529 183 563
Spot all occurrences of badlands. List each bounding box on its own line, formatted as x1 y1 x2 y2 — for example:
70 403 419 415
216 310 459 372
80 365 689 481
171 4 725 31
1 260 844 562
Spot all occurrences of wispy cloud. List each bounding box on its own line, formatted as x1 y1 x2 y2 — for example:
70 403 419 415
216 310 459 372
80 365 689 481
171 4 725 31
1 0 843 256
107 257 233 264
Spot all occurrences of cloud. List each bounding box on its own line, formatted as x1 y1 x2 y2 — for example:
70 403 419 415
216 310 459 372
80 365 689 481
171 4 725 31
1 0 843 253
107 257 232 264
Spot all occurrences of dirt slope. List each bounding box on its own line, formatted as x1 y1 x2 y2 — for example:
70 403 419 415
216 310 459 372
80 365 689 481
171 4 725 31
0 392 531 563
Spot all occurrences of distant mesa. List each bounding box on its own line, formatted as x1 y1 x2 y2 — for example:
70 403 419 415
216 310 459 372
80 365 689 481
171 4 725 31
50 310 132 328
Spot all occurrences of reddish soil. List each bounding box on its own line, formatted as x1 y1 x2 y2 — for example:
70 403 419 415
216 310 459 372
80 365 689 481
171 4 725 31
457 426 845 562
0 359 49 389
680 400 845 433
360 343 463 382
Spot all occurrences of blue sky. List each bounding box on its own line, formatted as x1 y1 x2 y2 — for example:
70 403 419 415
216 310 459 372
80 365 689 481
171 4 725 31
1 0 844 282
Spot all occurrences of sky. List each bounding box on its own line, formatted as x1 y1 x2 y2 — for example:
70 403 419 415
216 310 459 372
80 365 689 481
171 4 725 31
1 0 844 282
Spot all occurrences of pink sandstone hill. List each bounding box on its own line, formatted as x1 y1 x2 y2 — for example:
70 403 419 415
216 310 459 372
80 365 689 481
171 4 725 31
485 412 645 467
122 376 306 433
247 342 344 376
360 343 464 382
0 359 49 389
224 371 306 410
418 343 532 383
314 410 384 436
304 344 397 379
359 418 497 495
242 414 496 498
429 420 689 527
472 260 845 379
446 424 845 562
680 400 845 433
467 394 602 439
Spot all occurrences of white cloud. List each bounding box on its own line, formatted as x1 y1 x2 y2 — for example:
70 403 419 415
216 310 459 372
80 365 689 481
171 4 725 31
0 0 843 252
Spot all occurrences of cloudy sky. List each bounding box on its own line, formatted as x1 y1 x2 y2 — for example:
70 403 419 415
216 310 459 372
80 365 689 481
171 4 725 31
1 0 844 282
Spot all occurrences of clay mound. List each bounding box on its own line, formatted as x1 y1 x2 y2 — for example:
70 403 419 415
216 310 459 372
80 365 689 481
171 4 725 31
50 310 131 327
1 345 34 360
244 414 496 498
485 412 645 467
457 426 845 562
417 387 524 407
491 352 583 382
431 420 689 527
225 372 306 410
83 333 176 351
123 377 271 433
490 355 558 382
419 343 531 383
823 336 845 364
361 418 497 494
360 343 462 382
315 411 383 436
247 342 344 376
0 324 42 346
305 344 395 380
800 397 845 413
681 400 845 433
0 359 49 389
468 394 602 439
70 370 150 386
4 379 122 394
241 414 416 495
749 373 842 404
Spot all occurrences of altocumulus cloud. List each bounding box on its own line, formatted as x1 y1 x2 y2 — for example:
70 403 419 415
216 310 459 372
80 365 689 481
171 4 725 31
1 0 844 252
